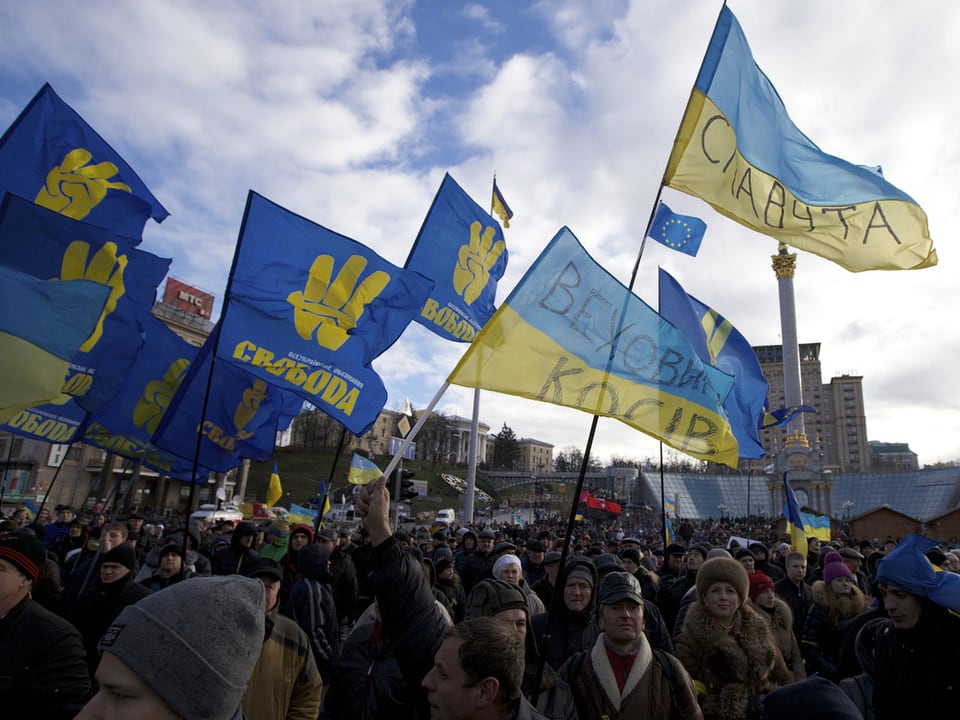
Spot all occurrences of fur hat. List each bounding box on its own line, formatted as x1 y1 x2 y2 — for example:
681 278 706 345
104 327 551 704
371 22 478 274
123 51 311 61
696 556 749 603
823 552 854 585
492 553 522 580
0 530 45 581
748 572 775 600
99 576 265 720
465 578 527 619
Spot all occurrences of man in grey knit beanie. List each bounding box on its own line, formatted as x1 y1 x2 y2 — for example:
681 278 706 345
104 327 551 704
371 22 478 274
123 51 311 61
75 575 265 720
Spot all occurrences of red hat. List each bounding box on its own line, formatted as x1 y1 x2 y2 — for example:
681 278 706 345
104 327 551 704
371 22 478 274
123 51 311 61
748 571 774 600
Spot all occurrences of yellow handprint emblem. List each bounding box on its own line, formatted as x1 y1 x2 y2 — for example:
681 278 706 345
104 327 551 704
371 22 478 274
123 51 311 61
35 147 132 220
133 358 190 435
287 255 390 350
58 240 127 352
234 378 269 439
453 221 504 306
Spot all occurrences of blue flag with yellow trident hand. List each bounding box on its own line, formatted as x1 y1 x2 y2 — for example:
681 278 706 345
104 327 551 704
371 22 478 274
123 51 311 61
0 194 170 414
448 227 740 467
659 268 768 459
78 315 212 482
0 84 168 241
153 323 303 473
649 202 706 257
405 173 507 343
217 191 433 435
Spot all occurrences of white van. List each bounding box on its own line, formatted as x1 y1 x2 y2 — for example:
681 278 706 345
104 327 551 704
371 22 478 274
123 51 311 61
189 503 244 530
435 508 456 525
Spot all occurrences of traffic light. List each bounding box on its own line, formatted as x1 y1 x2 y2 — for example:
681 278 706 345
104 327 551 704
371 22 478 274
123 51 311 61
395 468 417 501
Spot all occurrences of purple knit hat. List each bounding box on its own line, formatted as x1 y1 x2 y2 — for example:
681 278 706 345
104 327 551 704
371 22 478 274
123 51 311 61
823 551 853 585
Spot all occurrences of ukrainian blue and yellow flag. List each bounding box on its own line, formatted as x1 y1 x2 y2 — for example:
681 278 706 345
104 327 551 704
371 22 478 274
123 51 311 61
492 179 513 228
0 84 168 240
289 502 318 526
267 461 283 508
152 323 303 473
0 194 171 414
405 173 507 343
659 268 767 458
77 315 211 482
783 477 832 554
0 267 109 422
217 191 434 435
448 227 739 466
348 452 383 485
664 495 677 544
665 7 935 272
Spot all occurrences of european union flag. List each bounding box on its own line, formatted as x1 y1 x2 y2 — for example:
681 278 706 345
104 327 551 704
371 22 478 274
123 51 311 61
153 323 304 473
78 315 212 482
0 194 171 413
405 173 507 343
217 191 432 435
649 202 706 257
659 268 768 458
0 84 168 241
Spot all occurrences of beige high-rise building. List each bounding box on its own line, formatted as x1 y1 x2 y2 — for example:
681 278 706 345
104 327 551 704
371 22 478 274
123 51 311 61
754 342 870 473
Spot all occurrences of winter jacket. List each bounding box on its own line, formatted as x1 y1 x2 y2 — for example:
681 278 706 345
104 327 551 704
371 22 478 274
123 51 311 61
435 573 467 623
748 598 805 682
773 576 812 642
242 606 323 720
532 557 600 670
0 597 91 720
800 580 866 681
675 601 791 720
323 609 421 720
70 573 152 672
369 534 450 719
872 605 960 720
282 543 339 685
559 632 702 720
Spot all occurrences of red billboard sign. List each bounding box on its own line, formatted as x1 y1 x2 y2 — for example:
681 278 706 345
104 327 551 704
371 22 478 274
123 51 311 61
163 277 215 318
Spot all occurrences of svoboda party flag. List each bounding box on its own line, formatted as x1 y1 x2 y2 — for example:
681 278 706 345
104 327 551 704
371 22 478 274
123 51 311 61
218 192 433 435
405 173 507 342
0 84 168 241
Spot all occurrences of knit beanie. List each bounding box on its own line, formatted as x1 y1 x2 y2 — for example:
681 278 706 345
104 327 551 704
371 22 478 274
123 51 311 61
748 571 775 600
0 530 45 581
621 548 641 565
102 543 137 571
696 556 749 603
99 576 265 720
763 677 863 720
267 520 290 539
823 551 853 585
464 578 527 620
492 553 522 580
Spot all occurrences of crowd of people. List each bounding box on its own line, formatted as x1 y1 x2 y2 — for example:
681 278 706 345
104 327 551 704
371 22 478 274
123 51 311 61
1 489 958 720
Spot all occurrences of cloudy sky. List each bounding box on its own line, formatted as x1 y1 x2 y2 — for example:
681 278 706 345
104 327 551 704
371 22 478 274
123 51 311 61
2 0 957 468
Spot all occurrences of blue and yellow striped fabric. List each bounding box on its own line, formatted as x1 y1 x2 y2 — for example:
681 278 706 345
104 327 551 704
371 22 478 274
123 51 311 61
665 7 936 272
448 227 739 466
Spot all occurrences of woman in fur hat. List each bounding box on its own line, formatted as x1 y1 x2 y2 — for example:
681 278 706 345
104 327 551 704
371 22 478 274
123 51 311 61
801 551 866 681
746 571 805 682
676 557 790 720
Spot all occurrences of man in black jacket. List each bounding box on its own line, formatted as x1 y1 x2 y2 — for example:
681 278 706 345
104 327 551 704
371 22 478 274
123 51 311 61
774 550 812 641
0 530 91 719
